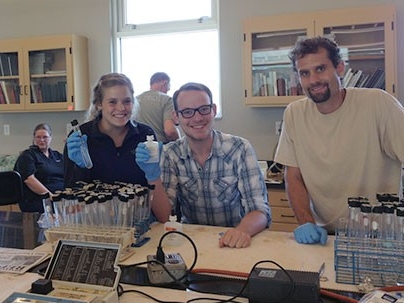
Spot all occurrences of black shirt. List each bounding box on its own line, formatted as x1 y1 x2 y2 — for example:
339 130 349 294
63 119 155 188
14 145 64 213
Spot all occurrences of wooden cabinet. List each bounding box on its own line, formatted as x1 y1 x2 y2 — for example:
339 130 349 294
243 5 397 107
0 34 89 112
268 188 299 232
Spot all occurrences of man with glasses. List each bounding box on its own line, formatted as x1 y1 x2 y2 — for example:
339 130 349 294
137 82 271 248
136 72 180 144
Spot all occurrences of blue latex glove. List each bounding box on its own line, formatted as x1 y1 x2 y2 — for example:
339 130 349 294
135 142 162 182
293 222 328 245
66 132 87 168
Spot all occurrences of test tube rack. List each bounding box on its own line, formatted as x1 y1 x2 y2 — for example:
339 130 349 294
45 225 135 261
334 235 404 287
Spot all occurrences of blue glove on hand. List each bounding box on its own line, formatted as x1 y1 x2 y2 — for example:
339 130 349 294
66 132 87 168
293 222 328 245
135 142 162 182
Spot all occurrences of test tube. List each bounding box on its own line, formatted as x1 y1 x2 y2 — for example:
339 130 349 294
359 203 372 239
395 207 404 241
70 119 93 169
42 192 57 228
76 194 86 225
382 204 395 242
371 204 383 240
347 197 362 238
98 194 110 226
117 193 129 227
52 192 65 226
84 195 95 226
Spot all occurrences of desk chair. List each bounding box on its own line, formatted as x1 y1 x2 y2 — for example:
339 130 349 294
0 170 23 206
0 171 40 248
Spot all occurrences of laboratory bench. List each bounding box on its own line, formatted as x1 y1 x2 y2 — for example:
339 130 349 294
0 216 366 303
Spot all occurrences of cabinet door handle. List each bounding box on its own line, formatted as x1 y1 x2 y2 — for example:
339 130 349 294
281 214 295 218
24 85 28 95
280 198 289 201
19 85 23 96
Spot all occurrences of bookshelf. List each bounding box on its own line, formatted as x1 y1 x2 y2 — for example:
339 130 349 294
0 34 89 112
243 5 397 107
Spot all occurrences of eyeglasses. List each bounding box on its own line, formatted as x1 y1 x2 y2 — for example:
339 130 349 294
34 136 50 140
177 104 212 119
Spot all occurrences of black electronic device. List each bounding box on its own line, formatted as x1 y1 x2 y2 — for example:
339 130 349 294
248 267 320 303
3 240 122 303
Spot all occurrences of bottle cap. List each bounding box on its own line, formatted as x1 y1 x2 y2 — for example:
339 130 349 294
146 135 154 141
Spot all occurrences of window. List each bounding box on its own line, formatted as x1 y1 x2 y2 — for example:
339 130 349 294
113 0 221 116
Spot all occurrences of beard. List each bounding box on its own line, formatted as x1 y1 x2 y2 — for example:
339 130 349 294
307 83 331 104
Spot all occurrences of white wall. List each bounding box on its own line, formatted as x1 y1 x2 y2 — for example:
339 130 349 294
0 0 403 160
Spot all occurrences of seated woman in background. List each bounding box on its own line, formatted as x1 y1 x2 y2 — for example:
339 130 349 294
14 123 64 213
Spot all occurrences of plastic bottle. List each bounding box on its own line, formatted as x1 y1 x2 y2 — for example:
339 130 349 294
144 135 159 163
164 215 183 246
71 119 93 169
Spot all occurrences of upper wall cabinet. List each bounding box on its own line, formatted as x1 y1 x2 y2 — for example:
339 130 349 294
243 5 397 107
0 34 89 112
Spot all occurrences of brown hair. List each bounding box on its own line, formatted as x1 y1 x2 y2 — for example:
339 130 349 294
86 73 139 121
289 36 343 71
33 123 52 136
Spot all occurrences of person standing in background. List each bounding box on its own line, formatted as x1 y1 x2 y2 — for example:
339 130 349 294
64 72 171 223
14 123 64 213
274 36 404 245
136 72 180 143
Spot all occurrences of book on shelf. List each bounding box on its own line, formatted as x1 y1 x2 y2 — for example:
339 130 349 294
0 57 4 77
364 68 384 89
276 78 286 96
347 70 363 87
0 84 6 104
373 70 385 89
0 54 11 76
30 81 43 103
9 54 18 76
0 81 18 104
0 81 10 104
357 74 370 88
343 68 385 90
0 53 18 76
7 56 12 76
40 81 66 102
342 68 353 87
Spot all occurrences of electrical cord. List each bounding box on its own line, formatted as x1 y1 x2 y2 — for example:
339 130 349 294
119 230 404 303
155 230 198 282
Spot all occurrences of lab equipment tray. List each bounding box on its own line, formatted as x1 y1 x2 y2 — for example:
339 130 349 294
334 236 404 287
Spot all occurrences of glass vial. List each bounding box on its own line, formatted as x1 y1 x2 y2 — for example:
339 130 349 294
347 198 362 238
41 192 57 228
359 203 372 239
382 204 395 241
371 204 383 240
395 207 404 241
71 119 93 169
144 135 159 163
